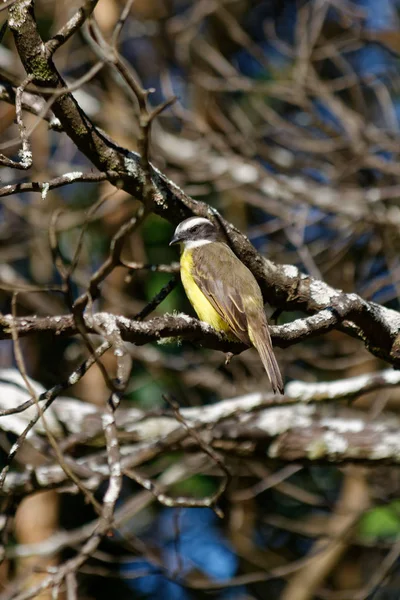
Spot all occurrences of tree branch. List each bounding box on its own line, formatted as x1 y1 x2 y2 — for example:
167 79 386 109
0 307 399 367
0 310 338 353
7 0 400 369
2 367 400 498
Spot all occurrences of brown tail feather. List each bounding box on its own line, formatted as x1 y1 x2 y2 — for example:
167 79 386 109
250 326 284 394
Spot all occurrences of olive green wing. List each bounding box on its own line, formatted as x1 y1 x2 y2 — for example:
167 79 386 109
191 243 263 346
192 243 284 394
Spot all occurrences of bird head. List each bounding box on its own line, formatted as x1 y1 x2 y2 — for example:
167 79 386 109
169 217 219 248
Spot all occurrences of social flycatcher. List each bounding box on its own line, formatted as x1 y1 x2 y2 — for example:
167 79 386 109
170 217 283 394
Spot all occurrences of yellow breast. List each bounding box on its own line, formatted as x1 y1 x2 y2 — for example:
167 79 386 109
180 249 231 334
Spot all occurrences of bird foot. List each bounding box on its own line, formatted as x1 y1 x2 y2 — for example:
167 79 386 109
225 352 234 366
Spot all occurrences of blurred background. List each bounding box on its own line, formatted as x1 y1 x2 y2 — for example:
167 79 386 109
1 0 400 598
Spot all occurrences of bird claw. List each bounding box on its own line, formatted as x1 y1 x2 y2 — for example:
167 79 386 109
225 352 234 366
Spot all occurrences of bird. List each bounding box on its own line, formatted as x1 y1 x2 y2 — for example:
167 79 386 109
169 216 283 394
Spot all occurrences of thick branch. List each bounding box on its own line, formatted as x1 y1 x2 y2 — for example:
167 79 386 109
2 368 400 496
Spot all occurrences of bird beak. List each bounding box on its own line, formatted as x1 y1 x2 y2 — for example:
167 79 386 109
169 232 181 246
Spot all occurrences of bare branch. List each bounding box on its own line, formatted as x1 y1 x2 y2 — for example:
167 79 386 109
0 171 110 199
45 0 99 56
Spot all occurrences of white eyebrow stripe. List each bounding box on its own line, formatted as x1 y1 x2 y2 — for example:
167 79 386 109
179 217 210 232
